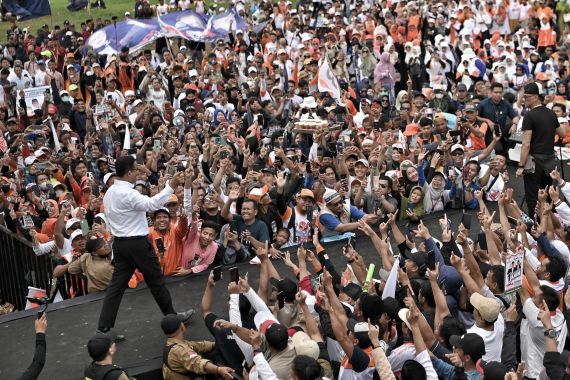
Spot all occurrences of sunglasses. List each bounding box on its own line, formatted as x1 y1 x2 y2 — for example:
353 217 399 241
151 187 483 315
393 148 404 153
331 200 343 206
452 151 464 156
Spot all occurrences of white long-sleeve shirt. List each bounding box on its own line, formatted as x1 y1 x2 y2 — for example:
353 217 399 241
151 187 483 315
229 293 254 365
103 179 174 237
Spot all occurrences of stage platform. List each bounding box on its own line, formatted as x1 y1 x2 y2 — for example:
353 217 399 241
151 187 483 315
0 174 529 379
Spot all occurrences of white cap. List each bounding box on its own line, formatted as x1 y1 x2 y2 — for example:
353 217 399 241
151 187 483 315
70 229 84 242
132 99 143 107
24 156 37 166
65 218 80 230
103 172 116 185
277 48 287 55
66 31 73 36
451 143 465 152
248 66 258 73
124 90 135 97
188 69 198 77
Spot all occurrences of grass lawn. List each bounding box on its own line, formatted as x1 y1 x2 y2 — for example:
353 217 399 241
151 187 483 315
0 0 135 43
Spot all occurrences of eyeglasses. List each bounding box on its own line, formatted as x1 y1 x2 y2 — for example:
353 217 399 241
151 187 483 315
452 151 464 156
381 98 389 102
331 200 343 206
393 148 404 153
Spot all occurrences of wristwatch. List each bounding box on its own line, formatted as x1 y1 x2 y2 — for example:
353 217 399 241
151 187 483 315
544 328 557 339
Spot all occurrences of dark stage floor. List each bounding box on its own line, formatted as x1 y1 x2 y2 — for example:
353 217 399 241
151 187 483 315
0 172 534 379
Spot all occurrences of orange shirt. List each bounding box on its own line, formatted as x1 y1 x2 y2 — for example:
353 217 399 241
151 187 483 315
148 220 188 276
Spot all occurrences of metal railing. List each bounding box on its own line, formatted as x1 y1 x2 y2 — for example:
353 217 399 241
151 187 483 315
0 225 88 311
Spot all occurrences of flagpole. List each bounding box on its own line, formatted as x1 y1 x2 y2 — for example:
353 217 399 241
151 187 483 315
112 16 118 54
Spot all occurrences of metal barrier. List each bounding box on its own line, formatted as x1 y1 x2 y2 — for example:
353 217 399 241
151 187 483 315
0 225 88 311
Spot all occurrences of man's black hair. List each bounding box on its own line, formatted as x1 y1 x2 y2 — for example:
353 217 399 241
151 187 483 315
545 255 567 283
242 198 259 211
490 82 504 91
401 360 426 380
292 355 322 380
541 285 561 311
439 315 466 349
115 156 136 177
201 220 220 235
488 265 505 293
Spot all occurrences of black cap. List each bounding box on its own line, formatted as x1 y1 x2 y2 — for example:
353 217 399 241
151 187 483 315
86 237 103 253
341 283 362 302
269 277 298 302
87 330 117 360
261 167 276 175
419 117 433 127
523 82 541 95
264 323 288 351
402 250 428 271
161 314 183 335
450 333 486 362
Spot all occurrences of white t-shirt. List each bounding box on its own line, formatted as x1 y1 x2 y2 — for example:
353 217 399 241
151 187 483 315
146 88 167 109
467 313 505 362
480 167 505 202
521 298 568 379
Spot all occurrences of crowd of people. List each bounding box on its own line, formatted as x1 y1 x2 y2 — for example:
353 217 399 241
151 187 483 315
3 0 570 379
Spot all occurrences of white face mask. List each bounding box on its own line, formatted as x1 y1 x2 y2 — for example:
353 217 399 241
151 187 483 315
135 140 143 147
39 182 48 191
62 95 70 103
55 189 63 198
435 93 444 99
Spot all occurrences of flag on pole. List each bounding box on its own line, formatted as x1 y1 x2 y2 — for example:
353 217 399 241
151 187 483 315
157 12 187 39
317 57 342 104
44 118 61 152
382 257 400 299
123 125 131 150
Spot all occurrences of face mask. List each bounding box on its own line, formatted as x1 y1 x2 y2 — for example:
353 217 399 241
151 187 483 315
1 184 10 193
39 182 48 191
135 140 143 147
547 88 556 95
62 95 70 102
55 189 63 198
435 93 444 99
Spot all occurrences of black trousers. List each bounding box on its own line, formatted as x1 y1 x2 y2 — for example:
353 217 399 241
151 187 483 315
98 236 175 330
523 154 557 217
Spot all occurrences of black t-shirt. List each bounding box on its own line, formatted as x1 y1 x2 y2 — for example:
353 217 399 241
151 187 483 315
200 210 225 226
522 105 559 155
204 312 245 373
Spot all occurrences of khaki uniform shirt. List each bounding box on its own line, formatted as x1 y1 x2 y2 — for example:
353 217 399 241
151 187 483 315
68 253 114 293
163 337 216 380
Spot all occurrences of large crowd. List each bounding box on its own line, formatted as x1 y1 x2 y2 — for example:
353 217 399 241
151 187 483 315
3 0 570 379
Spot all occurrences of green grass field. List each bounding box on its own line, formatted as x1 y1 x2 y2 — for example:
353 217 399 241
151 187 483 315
0 0 135 43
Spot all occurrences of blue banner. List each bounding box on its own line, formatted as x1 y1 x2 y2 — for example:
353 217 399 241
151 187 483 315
87 9 246 55
3 0 51 20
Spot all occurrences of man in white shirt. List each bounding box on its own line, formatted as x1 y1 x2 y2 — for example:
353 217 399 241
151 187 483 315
8 64 33 90
97 156 194 338
520 284 568 379
467 293 504 362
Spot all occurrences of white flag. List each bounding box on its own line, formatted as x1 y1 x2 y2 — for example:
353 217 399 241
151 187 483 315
317 57 342 103
44 118 61 152
382 257 400 300
123 125 131 150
